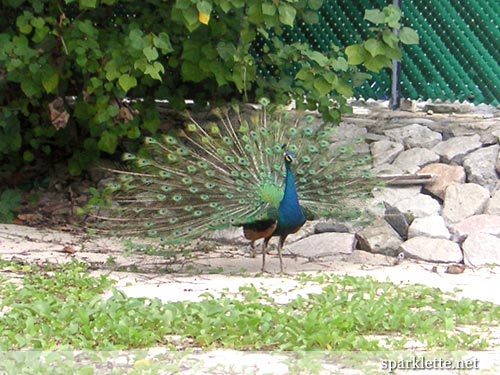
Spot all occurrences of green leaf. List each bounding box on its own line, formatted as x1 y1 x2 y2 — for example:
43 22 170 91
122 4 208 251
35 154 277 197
352 72 372 87
142 46 159 62
79 0 97 9
196 1 212 15
262 4 276 16
307 51 328 66
384 4 401 28
302 10 319 24
104 60 121 81
23 150 35 162
296 69 313 82
364 55 392 73
41 67 59 93
144 62 165 81
364 38 385 57
216 42 236 62
382 30 399 49
313 77 332 96
118 74 137 93
98 131 118 154
278 3 296 27
399 27 419 45
182 61 205 82
364 9 384 24
345 44 368 65
153 32 173 53
331 57 348 71
21 78 38 97
307 0 323 11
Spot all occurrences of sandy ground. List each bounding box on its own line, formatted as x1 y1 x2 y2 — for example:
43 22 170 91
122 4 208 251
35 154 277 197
1 223 500 374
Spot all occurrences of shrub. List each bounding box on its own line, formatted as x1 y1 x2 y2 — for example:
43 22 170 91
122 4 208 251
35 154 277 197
0 0 417 179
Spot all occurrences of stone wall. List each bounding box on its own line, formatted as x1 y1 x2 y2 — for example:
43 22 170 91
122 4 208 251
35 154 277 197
298 100 500 267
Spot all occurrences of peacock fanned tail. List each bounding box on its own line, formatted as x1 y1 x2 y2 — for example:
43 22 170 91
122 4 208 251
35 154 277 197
87 99 377 243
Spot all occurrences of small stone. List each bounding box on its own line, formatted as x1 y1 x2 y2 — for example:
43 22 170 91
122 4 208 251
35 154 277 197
442 183 490 224
383 124 442 149
449 214 500 240
314 222 350 234
355 218 403 256
287 233 355 259
431 134 482 164
407 215 451 239
394 193 441 218
462 233 500 266
424 102 474 114
372 186 421 207
399 99 416 112
485 190 500 215
419 163 466 199
445 264 466 274
370 140 404 166
399 237 463 263
392 148 440 174
463 145 499 193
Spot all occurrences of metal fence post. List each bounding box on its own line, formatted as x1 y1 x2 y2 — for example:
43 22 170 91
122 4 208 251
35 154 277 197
390 0 402 109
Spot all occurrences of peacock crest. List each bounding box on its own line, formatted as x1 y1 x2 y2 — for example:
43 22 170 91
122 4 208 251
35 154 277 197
87 99 378 271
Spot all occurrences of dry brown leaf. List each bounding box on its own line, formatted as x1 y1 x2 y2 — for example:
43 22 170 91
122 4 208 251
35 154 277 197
48 97 70 130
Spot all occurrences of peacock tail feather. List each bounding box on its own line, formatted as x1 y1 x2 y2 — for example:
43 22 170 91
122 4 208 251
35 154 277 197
87 99 377 244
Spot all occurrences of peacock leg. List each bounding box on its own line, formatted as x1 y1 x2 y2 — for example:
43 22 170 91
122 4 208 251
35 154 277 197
262 237 272 272
277 235 288 273
249 241 257 258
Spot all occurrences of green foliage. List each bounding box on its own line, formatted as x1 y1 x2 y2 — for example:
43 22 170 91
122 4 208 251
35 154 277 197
1 260 498 353
0 189 21 223
0 1 417 178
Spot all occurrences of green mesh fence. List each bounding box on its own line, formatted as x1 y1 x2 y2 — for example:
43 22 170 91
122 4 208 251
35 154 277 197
278 0 500 105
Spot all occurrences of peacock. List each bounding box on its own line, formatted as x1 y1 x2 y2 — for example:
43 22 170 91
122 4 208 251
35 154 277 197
88 99 378 272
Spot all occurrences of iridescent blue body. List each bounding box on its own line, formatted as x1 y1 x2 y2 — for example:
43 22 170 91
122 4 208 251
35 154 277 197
243 153 306 272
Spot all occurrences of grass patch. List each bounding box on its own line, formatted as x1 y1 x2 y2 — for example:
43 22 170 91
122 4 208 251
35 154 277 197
0 259 499 352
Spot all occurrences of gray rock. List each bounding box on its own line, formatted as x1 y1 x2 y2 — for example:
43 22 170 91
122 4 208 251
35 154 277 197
332 122 368 141
424 102 474 114
370 140 404 166
350 250 396 266
355 218 403 256
449 214 500 240
392 148 440 174
399 237 463 263
442 183 490 224
364 132 388 142
462 233 500 266
485 190 500 215
314 222 350 234
463 145 499 193
383 124 442 149
372 163 403 176
496 147 500 175
407 215 451 239
287 233 355 259
394 193 441 218
419 163 466 199
384 204 412 239
431 134 482 164
372 185 421 207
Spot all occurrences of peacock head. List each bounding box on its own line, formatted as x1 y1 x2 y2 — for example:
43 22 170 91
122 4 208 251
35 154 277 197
284 151 296 164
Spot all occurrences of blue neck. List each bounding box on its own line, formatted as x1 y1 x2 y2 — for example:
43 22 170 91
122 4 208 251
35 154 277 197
283 163 300 208
276 162 306 234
